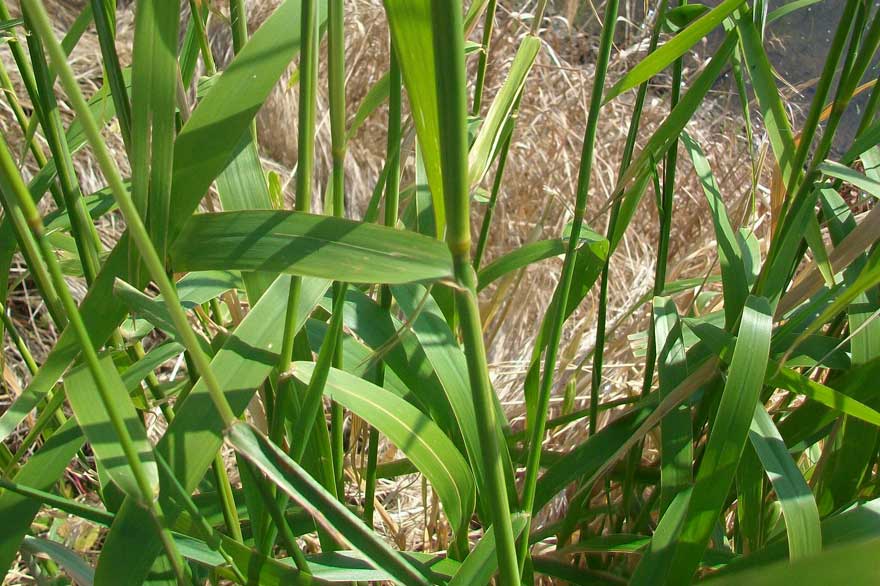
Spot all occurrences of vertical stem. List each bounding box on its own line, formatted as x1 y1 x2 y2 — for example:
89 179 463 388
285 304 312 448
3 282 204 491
328 0 347 500
590 0 669 436
190 0 217 75
365 41 402 525
471 0 497 116
89 0 133 152
430 0 519 581
26 0 237 427
473 115 514 270
0 131 188 586
517 0 620 575
22 3 103 285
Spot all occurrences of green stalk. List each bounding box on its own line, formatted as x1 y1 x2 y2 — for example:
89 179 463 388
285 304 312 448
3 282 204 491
365 42 402 526
470 0 497 115
781 0 860 204
0 54 56 198
0 131 188 586
328 0 347 500
279 0 319 390
89 0 132 152
190 0 217 75
0 191 67 327
590 0 669 437
760 4 880 301
430 0 519 579
622 0 685 530
26 0 237 427
0 310 38 375
517 0 620 574
473 114 513 270
22 3 102 285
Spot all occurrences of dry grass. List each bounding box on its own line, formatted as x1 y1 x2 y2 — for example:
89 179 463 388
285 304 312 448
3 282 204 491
0 0 767 579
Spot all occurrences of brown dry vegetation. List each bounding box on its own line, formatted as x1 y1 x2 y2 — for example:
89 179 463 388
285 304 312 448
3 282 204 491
1 0 763 579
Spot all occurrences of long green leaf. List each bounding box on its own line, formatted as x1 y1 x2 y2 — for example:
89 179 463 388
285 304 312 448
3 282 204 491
65 356 159 500
467 35 540 185
170 211 453 284
663 296 773 584
291 363 476 539
228 422 433 586
749 405 821 560
604 0 744 102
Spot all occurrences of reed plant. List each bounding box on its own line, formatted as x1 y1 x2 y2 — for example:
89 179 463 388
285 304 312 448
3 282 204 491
1 0 880 584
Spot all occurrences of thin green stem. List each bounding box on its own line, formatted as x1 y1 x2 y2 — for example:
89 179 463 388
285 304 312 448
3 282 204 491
190 0 216 75
26 0 237 427
471 0 497 116
22 3 102 284
518 0 620 575
473 115 514 270
365 40 402 526
431 0 519 579
0 129 188 586
328 0 347 500
591 0 668 430
89 0 132 152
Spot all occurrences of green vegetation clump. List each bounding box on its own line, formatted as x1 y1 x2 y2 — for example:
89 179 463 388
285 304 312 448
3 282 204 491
0 0 879 584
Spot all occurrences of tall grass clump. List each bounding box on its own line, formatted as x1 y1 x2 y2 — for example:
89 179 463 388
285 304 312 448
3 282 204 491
1 0 880 584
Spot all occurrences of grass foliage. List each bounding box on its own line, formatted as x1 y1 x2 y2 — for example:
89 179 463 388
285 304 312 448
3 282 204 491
1 0 880 584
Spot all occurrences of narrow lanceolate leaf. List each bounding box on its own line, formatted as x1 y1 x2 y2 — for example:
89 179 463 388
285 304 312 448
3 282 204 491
604 0 745 103
21 536 95 586
467 35 540 185
748 405 821 560
170 211 453 284
819 160 880 199
448 514 528 586
392 283 516 510
291 363 476 539
383 0 444 235
477 239 566 292
654 297 692 511
662 296 773 584
228 422 433 586
65 356 159 500
681 132 749 326
130 0 179 263
0 419 85 574
0 0 316 445
96 276 328 586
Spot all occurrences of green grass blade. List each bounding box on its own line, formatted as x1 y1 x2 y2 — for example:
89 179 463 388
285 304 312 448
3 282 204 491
383 0 444 236
130 0 179 264
292 363 476 539
604 0 744 103
21 536 95 586
705 536 880 586
663 296 773 584
228 422 434 586
467 35 540 186
477 239 567 292
65 356 159 500
170 211 454 284
748 405 821 559
681 132 750 326
654 296 692 511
